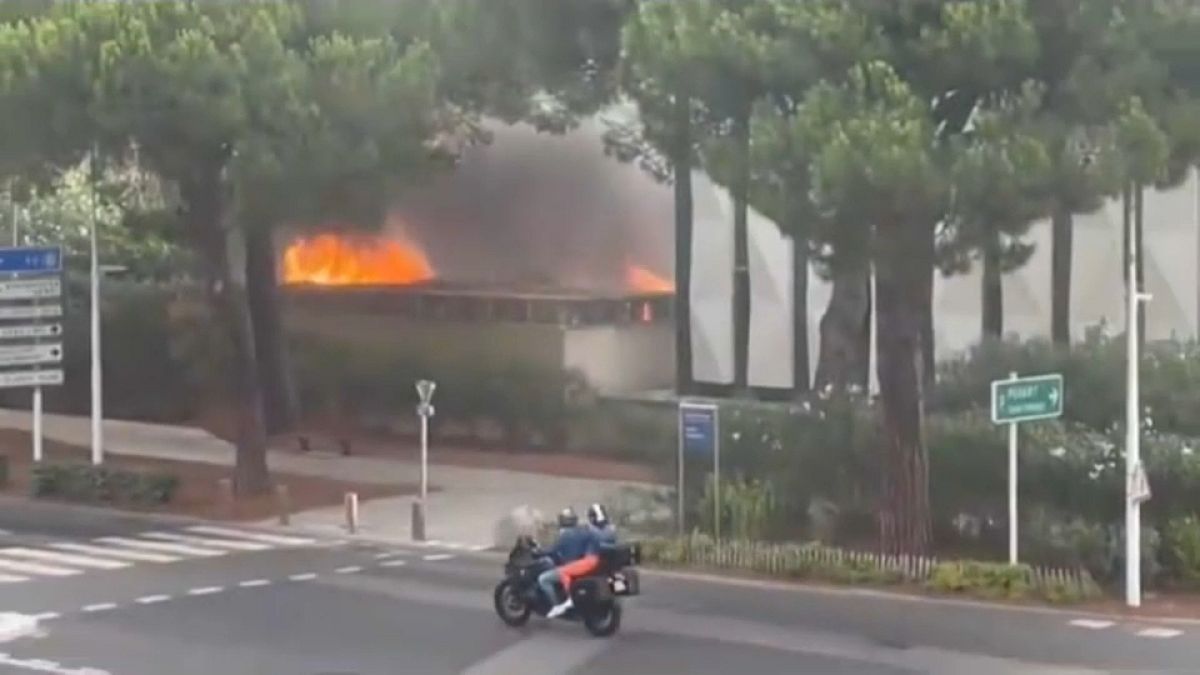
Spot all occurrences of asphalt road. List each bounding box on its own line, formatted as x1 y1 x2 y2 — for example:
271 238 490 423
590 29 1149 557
0 501 1196 674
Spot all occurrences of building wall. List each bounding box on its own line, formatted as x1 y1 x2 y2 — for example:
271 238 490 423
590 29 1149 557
562 323 675 393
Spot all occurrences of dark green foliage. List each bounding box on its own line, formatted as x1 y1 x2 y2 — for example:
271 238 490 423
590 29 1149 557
32 463 179 507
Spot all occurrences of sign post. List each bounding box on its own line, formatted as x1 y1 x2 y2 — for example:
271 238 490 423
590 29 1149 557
0 246 64 464
413 379 436 542
991 372 1064 565
678 401 719 539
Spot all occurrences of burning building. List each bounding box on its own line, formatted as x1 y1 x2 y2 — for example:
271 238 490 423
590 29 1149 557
279 120 677 393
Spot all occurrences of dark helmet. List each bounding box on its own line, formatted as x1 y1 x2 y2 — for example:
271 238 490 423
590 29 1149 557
586 503 609 528
557 507 578 528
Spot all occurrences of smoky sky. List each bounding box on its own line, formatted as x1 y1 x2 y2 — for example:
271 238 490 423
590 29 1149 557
386 117 675 294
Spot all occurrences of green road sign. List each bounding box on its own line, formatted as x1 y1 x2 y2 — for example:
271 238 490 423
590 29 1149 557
991 373 1064 424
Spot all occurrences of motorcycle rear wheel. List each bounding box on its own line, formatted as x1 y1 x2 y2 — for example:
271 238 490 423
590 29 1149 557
493 579 532 627
582 601 622 638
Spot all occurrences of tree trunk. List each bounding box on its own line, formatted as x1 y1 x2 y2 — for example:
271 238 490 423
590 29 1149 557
981 234 1003 339
1135 183 1145 348
673 94 695 396
1050 205 1073 346
245 226 298 434
789 202 811 395
731 107 752 394
875 221 933 556
814 266 869 391
183 174 271 496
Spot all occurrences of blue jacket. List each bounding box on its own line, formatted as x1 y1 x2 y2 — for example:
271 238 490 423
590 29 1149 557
590 523 617 546
546 525 599 564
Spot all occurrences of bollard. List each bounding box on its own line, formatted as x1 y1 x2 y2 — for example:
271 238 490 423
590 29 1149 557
411 500 426 542
216 478 235 518
344 492 359 534
275 484 291 526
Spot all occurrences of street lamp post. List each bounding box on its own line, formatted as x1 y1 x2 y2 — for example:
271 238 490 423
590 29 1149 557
412 379 436 542
90 145 103 466
1125 193 1153 608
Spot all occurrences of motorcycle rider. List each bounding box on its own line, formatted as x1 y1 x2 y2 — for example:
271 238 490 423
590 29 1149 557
548 505 615 617
587 503 616 545
536 507 596 617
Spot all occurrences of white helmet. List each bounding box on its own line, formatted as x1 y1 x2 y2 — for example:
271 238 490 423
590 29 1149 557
586 503 609 528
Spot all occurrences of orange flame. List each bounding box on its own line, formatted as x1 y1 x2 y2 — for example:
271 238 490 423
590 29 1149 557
282 233 435 286
625 263 674 294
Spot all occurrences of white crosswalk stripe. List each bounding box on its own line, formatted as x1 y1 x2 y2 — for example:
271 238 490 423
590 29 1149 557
0 557 81 577
139 532 271 551
0 526 320 584
49 542 181 563
184 526 316 546
0 547 130 570
94 537 227 558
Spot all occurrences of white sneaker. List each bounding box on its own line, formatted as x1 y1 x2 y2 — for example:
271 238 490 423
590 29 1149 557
547 598 573 618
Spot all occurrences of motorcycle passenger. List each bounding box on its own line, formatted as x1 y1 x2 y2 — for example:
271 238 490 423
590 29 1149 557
536 508 592 614
549 513 608 618
586 503 616 545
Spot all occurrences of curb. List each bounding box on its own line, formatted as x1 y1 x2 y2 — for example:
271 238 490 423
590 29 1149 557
0 614 38 643
639 566 1200 627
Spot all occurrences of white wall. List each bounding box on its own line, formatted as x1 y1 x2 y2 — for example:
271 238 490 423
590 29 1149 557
562 324 675 393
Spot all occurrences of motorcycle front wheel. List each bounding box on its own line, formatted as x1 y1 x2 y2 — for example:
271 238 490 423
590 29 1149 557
493 579 532 627
582 601 622 638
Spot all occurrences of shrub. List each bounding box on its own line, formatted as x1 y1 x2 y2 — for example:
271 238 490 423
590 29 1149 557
697 474 778 541
1163 515 1200 589
929 561 1033 600
31 463 180 507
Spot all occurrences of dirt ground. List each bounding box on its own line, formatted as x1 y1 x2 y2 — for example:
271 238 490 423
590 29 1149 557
0 429 409 521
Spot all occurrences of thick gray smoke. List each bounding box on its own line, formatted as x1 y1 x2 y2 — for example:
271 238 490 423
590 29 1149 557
387 117 675 294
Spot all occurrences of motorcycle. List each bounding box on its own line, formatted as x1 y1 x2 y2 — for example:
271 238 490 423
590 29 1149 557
492 535 641 638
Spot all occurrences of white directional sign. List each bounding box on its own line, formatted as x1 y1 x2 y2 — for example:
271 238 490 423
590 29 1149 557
0 305 62 320
0 278 61 300
0 323 62 340
0 343 63 367
0 368 63 389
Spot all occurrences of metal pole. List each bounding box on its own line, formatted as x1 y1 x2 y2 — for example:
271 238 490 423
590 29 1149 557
8 177 16 246
1125 184 1142 608
713 408 720 542
677 405 685 535
419 413 429 501
868 262 878 397
90 144 103 465
1008 370 1018 565
32 386 43 463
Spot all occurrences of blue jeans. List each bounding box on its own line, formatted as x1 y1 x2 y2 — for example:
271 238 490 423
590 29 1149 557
537 566 562 604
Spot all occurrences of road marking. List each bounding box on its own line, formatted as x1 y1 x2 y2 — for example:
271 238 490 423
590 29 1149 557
289 573 318 581
95 537 225 558
185 526 316 546
0 529 12 536
139 531 271 551
423 554 454 562
0 574 28 583
135 595 171 605
0 653 113 675
335 566 363 575
81 603 117 613
49 542 180 563
0 547 129 570
470 545 491 552
374 552 403 560
1069 619 1115 630
461 633 608 675
380 560 407 568
0 558 80 577
238 579 271 588
31 613 59 622
1136 627 1182 639
187 586 224 596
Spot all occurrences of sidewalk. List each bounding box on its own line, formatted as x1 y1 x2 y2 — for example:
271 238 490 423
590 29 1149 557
0 410 669 549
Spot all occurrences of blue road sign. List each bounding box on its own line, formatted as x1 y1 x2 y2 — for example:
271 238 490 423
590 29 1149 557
680 403 717 457
0 246 62 275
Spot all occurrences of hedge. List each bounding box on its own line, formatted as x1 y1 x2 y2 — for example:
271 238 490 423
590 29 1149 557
637 534 1101 604
32 463 180 507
